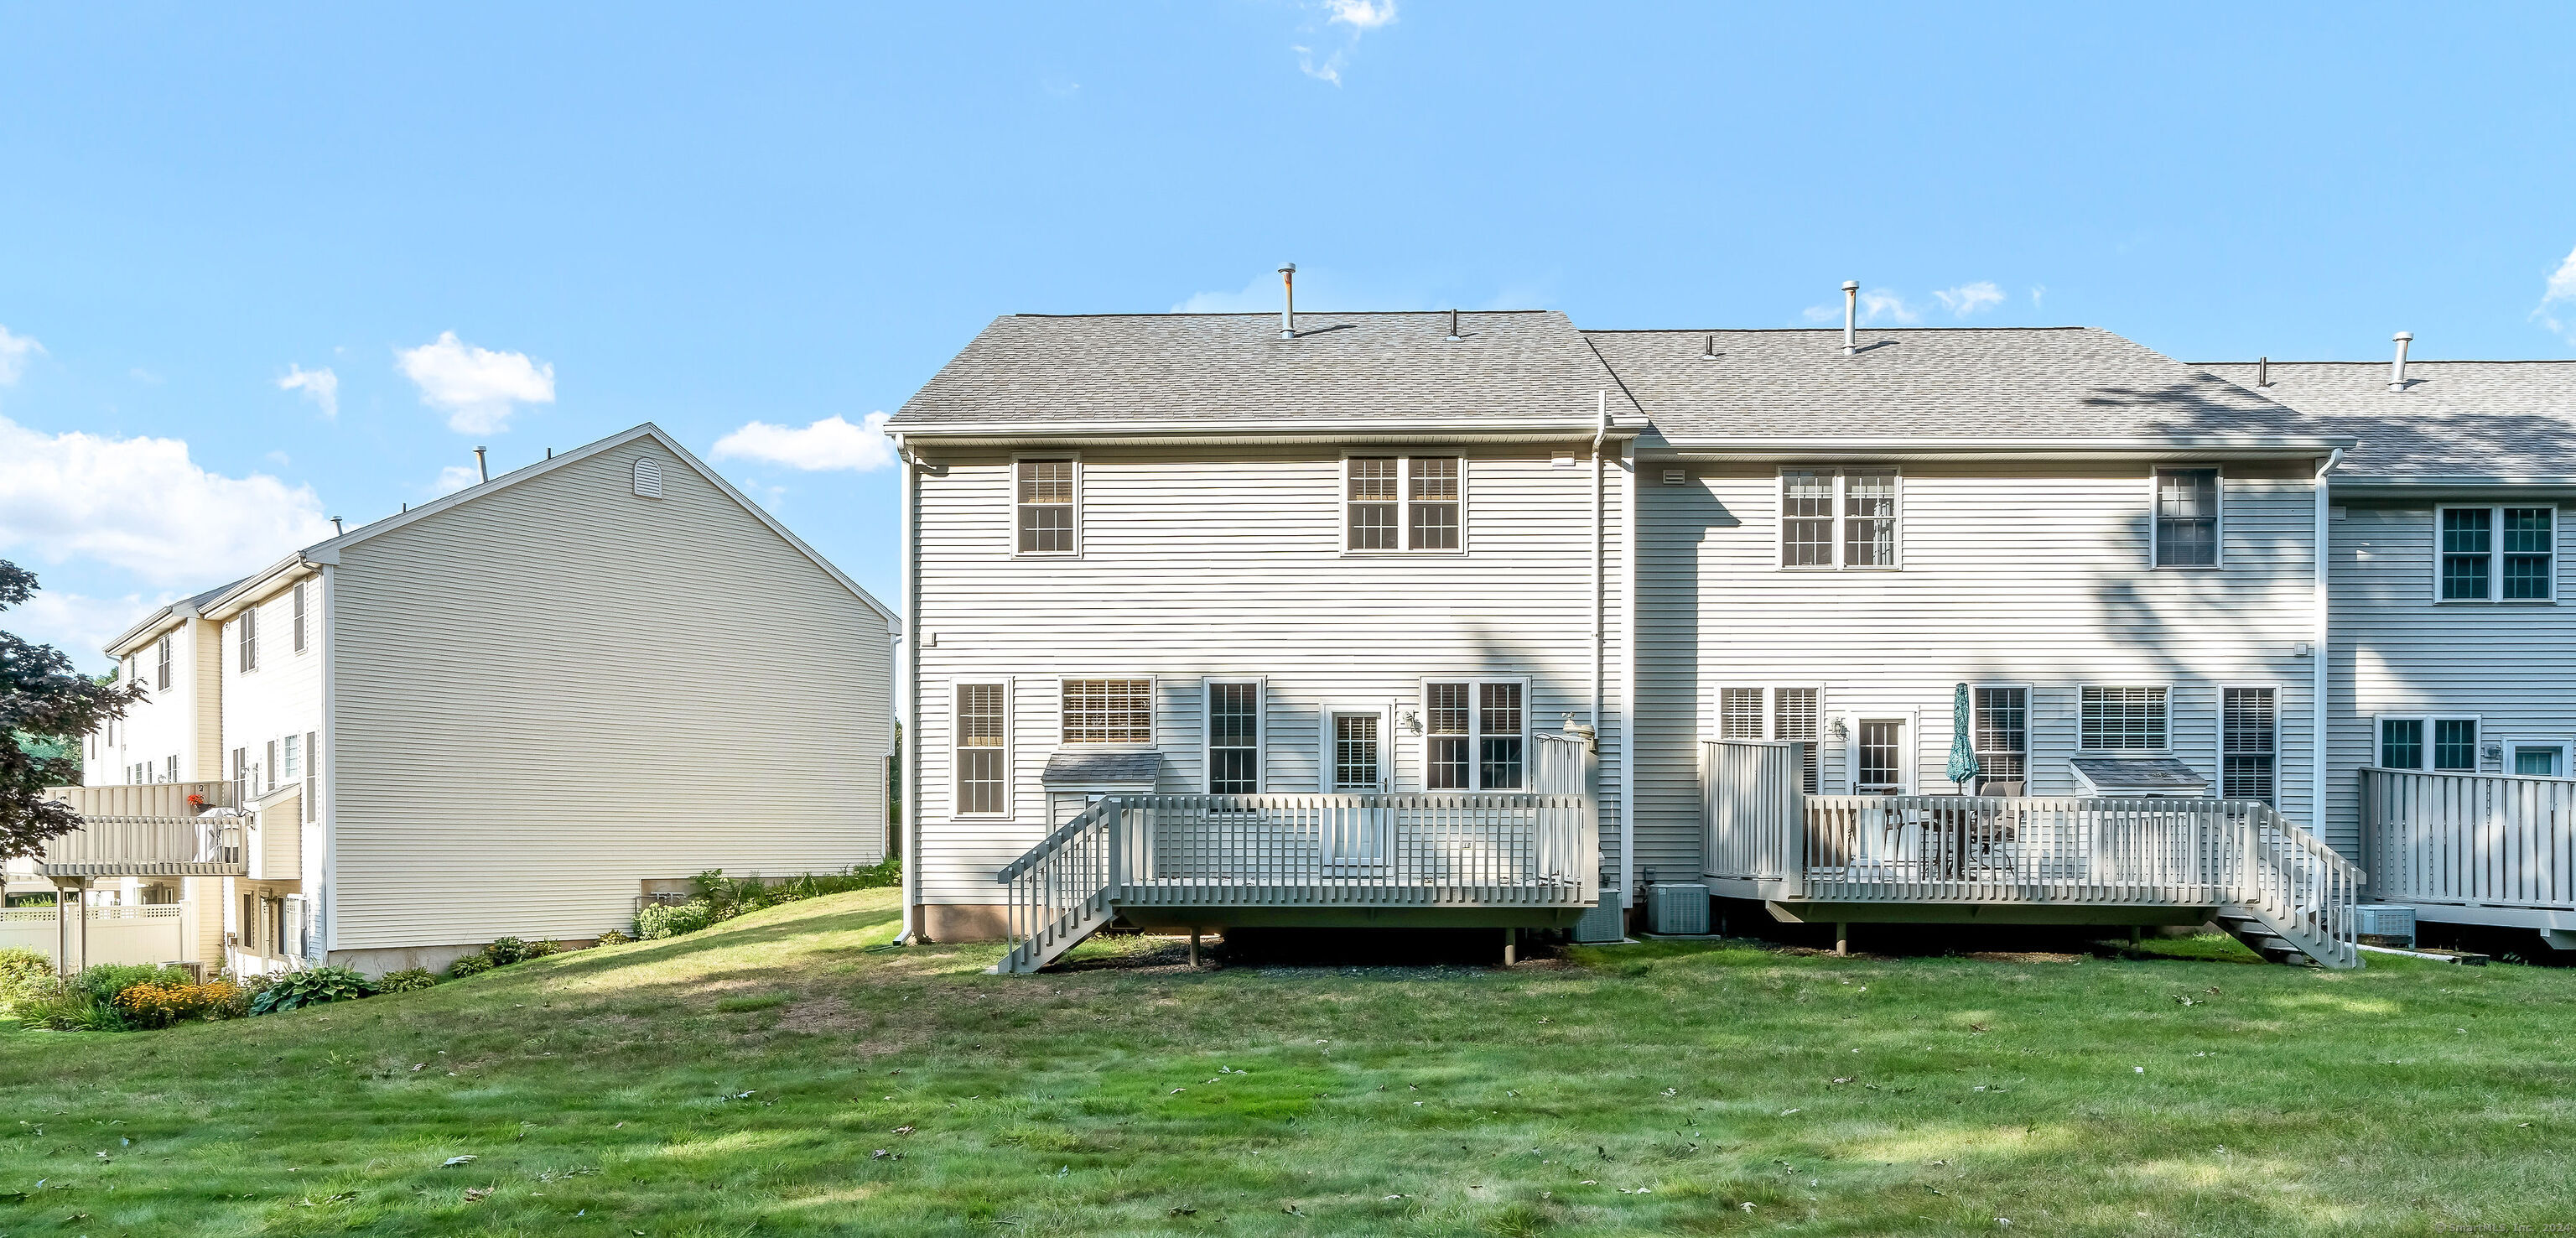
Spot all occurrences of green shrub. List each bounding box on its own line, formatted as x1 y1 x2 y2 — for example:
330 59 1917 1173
637 899 716 940
446 954 492 979
74 963 191 1004
375 968 439 993
527 939 563 958
19 985 122 1031
248 966 374 1015
482 937 535 966
595 928 633 946
0 947 54 1013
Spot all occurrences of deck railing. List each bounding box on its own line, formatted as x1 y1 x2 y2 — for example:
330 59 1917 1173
996 793 1597 970
36 782 247 876
2362 767 2576 912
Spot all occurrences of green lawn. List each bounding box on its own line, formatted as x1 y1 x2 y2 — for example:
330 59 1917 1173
3 888 2568 1236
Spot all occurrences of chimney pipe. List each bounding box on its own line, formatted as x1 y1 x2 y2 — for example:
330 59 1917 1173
330 517 344 535
2389 331 2412 392
2257 356 2271 388
1446 309 1461 341
1278 263 1296 340
1701 334 1717 360
1841 281 1860 356
474 446 490 483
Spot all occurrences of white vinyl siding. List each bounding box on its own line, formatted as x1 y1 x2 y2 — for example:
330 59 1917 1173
912 445 1631 906
331 438 893 950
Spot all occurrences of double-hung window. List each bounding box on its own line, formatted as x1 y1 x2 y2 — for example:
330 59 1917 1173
155 637 172 690
2438 505 2555 602
1424 680 1524 789
1717 686 1823 793
1016 459 1078 554
2153 468 2220 567
2080 686 2168 751
1204 681 1262 794
2221 687 2277 804
1061 679 1153 745
1971 686 2028 794
2377 715 2480 772
1345 456 1465 552
1779 467 1898 569
292 581 309 653
238 608 259 672
282 734 300 782
953 684 1009 815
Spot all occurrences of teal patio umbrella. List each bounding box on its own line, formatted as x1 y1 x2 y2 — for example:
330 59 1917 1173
1947 682 1980 793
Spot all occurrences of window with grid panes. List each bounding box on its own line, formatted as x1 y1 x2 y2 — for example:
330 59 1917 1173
2435 719 2479 770
1780 468 1898 568
1408 457 1462 550
954 684 1007 814
2154 468 2220 567
2438 506 2553 601
1332 714 1381 791
1060 679 1151 744
1478 683 1524 788
1779 471 1835 566
1972 686 2027 793
1856 720 1905 794
2221 687 2276 804
1716 687 1820 793
1206 683 1260 794
1346 458 1400 549
1424 681 1523 789
1016 460 1077 554
1843 469 1898 566
2080 686 2167 750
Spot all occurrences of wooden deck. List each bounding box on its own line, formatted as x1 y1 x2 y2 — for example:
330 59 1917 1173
34 783 247 877
2362 767 2576 948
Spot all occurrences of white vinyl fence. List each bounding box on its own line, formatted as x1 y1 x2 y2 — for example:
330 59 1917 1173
0 903 193 968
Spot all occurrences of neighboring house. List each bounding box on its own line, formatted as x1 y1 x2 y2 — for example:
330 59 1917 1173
28 424 897 976
887 292 2375 970
2202 348 2576 951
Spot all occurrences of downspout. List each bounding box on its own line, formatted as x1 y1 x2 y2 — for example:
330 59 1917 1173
1593 393 1620 902
2312 447 2341 834
897 438 923 944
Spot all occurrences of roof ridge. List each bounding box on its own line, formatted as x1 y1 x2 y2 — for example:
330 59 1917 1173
1583 325 2093 335
1010 310 1557 319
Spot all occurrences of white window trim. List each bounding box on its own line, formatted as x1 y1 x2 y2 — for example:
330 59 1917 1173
1415 675 1531 791
1011 452 1083 559
2078 683 2176 755
1775 466 1903 571
1968 682 2033 793
950 678 1015 819
2149 465 2226 570
1340 453 1471 558
1840 708 1921 794
2498 736 2575 779
2215 682 2284 804
2372 712 2484 772
1201 678 1267 795
1056 674 1157 748
1321 702 1396 793
2433 503 2558 604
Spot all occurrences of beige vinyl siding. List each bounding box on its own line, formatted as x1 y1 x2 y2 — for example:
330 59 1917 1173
2325 497 2576 857
329 440 894 950
1634 459 2323 876
188 618 224 779
913 444 1632 906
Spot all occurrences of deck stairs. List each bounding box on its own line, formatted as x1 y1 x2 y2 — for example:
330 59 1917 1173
2215 903 2353 968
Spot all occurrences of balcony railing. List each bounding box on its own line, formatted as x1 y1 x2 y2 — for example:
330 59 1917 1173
35 782 247 876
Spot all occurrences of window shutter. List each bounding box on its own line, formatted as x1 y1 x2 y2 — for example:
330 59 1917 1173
632 459 664 498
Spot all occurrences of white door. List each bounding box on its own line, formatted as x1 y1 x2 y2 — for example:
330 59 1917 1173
1326 710 1386 864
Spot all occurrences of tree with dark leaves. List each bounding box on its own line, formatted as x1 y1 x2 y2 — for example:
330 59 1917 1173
1 560 147 860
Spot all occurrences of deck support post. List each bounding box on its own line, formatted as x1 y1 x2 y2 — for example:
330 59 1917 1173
1188 928 1201 968
1835 922 1849 957
1503 928 1517 967
2130 926 2143 947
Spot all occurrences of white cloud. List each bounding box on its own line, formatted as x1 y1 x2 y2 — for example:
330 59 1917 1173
711 413 896 472
1858 289 1920 325
395 331 555 434
1932 281 2006 318
2031 284 2048 309
2534 244 2576 344
1326 0 1396 29
0 416 335 587
8 589 154 670
277 363 340 418
0 325 44 385
431 464 482 497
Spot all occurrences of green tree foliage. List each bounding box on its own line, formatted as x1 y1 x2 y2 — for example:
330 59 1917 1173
0 560 147 860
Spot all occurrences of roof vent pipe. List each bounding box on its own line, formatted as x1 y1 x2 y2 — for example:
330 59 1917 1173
1446 309 1461 341
330 517 344 535
2389 331 2412 392
1841 281 1860 356
1278 263 1296 339
2257 356 2271 388
1701 334 1717 360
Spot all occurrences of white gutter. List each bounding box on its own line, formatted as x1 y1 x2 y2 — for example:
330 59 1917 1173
1594 393 1621 903
893 415 1638 439
2312 447 2342 834
897 438 923 944
1617 438 1639 910
1656 434 2357 456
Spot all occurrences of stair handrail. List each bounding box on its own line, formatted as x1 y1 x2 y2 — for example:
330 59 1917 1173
994 797 1124 975
2227 801 2364 967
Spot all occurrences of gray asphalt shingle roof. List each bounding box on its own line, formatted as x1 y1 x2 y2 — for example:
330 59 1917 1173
887 311 1637 431
2070 757 2211 792
1041 751 1165 784
1587 327 2318 444
2197 361 2576 481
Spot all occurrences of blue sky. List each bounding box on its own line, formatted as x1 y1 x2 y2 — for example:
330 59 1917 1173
4 3 2574 668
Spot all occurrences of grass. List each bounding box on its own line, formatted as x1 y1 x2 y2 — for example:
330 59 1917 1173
2 888 2570 1235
